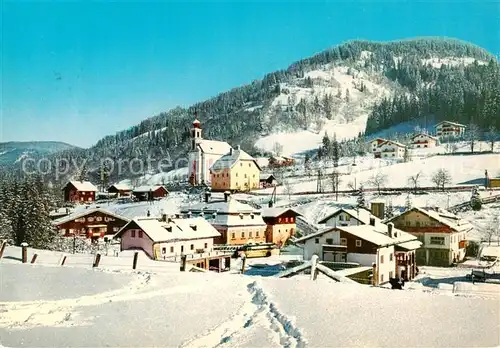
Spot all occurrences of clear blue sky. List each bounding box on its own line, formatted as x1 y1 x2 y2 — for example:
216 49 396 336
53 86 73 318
1 0 499 148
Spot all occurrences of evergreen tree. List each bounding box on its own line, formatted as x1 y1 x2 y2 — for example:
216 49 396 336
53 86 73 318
356 185 366 208
470 186 482 211
385 200 394 219
405 193 413 211
332 133 340 167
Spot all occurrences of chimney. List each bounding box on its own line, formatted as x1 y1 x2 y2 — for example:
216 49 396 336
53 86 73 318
147 210 151 217
370 201 385 220
369 217 376 226
190 224 197 231
268 200 273 208
229 148 233 155
388 223 394 238
175 213 180 219
204 192 211 203
224 191 230 202
236 145 241 151
167 216 173 223
161 214 167 222
187 211 192 218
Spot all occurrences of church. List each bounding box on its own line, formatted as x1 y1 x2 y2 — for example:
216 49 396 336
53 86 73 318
188 114 232 186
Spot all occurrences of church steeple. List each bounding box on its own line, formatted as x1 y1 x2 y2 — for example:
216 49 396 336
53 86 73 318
190 110 202 151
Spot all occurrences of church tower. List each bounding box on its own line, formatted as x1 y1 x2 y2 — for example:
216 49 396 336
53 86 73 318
190 111 202 150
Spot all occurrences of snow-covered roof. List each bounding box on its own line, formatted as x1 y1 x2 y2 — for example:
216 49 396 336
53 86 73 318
53 207 130 225
133 185 167 193
108 183 131 191
259 173 276 181
386 207 473 233
66 181 98 192
411 133 438 140
114 217 220 242
197 139 232 155
434 120 466 128
261 207 302 218
366 138 387 144
317 207 373 225
379 140 406 148
210 147 261 172
180 198 266 227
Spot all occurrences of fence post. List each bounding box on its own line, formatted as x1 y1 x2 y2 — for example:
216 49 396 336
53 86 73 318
93 253 101 268
30 254 38 264
60 255 67 266
0 240 7 259
310 255 319 281
21 242 28 263
132 251 139 270
241 255 247 274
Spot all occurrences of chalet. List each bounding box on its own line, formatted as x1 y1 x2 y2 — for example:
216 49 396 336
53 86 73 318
180 191 267 245
132 185 168 201
317 207 375 227
53 208 130 241
63 181 98 203
261 207 302 247
434 121 466 138
188 115 232 186
210 146 261 192
376 140 406 159
367 138 388 154
295 221 421 284
259 174 278 188
114 216 220 260
411 133 438 148
108 183 132 197
385 207 473 266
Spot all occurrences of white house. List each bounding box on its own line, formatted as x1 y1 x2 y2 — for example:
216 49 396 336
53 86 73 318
188 116 232 186
317 207 376 227
377 140 406 159
367 138 389 154
434 121 466 138
295 221 421 284
411 133 438 148
114 216 221 260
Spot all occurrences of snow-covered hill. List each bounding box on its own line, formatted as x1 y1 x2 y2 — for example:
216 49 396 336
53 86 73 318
0 141 78 167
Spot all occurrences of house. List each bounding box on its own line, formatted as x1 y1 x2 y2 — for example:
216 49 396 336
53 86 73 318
63 181 98 203
260 174 278 188
367 138 388 154
179 191 267 245
317 207 376 227
261 207 302 247
132 185 168 201
114 216 220 260
411 133 438 148
385 207 473 266
434 121 466 138
107 183 132 197
376 140 406 159
295 221 421 285
209 146 261 192
269 156 295 168
53 208 130 241
487 178 500 188
188 114 232 186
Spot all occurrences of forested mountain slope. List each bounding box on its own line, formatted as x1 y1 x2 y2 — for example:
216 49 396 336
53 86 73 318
6 38 498 185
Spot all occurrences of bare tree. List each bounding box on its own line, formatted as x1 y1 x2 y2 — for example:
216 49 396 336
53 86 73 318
431 169 452 191
407 171 424 193
330 169 342 201
487 125 497 152
273 142 284 157
493 215 500 246
483 224 495 245
368 172 388 195
282 180 294 206
467 123 481 153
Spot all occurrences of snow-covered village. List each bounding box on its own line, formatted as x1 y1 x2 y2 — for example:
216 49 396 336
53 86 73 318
1 3 500 347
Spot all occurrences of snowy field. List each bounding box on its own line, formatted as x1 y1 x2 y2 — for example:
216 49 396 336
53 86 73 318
458 202 500 241
1 253 499 348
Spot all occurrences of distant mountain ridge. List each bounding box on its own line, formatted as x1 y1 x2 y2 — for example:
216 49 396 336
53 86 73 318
0 141 78 167
3 37 499 184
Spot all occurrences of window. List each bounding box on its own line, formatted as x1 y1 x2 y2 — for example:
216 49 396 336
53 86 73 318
249 163 251 167
190 244 194 250
249 232 252 238
96 217 102 222
380 255 384 263
170 246 174 253
244 174 247 178
236 173 238 177
355 240 362 247
315 238 319 244
162 247 166 254
339 215 344 221
240 163 243 167
389 271 393 279
256 231 259 237
241 232 245 238
87 217 94 222
380 274 384 283
340 238 347 246
138 231 143 238
346 215 351 221
430 236 445 245
231 233 236 239
416 221 421 227
326 238 333 245
204 243 208 248
181 245 184 252
131 230 136 238
113 227 119 232
390 253 393 261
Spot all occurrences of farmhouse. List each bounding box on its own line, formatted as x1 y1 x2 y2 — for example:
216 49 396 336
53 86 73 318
132 185 168 201
261 207 301 247
114 216 220 260
210 146 261 192
188 115 232 186
411 133 438 148
180 192 267 245
53 208 129 241
107 183 132 197
63 181 98 203
268 156 295 168
434 121 466 138
317 207 376 227
259 174 278 188
385 207 473 266
367 138 388 154
295 221 421 284
376 140 406 159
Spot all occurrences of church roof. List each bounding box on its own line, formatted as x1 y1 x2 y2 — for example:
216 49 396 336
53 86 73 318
198 139 232 155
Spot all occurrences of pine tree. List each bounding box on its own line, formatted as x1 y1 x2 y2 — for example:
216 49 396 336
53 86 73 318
356 185 366 208
405 193 412 211
470 186 482 211
385 200 394 219
332 133 340 167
